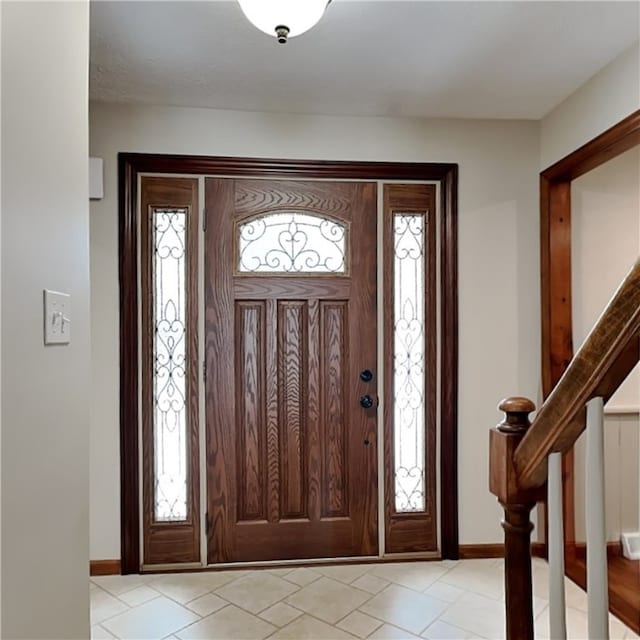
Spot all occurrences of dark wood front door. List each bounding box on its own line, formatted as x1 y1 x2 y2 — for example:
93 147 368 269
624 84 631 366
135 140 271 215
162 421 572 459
205 178 378 562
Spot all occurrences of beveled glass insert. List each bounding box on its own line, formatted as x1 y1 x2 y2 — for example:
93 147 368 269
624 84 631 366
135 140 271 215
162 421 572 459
238 212 346 273
152 207 188 522
393 213 426 512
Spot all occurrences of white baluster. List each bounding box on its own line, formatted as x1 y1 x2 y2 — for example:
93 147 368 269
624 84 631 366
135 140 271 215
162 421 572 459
548 452 567 639
586 396 609 639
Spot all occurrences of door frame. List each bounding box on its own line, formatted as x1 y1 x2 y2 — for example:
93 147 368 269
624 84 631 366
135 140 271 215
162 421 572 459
118 153 459 573
539 110 640 604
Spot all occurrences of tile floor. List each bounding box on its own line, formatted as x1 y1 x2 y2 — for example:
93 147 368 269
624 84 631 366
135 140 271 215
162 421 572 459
90 558 639 640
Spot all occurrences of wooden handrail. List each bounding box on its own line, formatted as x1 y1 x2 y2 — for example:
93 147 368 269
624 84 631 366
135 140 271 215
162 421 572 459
514 258 640 490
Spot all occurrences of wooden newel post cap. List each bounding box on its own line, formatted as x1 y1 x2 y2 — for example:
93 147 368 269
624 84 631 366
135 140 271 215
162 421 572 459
497 397 536 435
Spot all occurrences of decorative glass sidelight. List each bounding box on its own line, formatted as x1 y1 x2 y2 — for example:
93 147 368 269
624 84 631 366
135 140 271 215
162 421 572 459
238 212 346 273
152 207 188 522
393 213 426 512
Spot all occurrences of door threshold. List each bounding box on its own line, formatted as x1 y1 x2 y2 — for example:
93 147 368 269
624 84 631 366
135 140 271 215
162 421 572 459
381 551 441 561
141 552 442 574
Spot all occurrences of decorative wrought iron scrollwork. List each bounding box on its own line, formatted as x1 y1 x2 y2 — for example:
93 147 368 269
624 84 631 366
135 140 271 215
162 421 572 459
153 208 188 522
238 212 346 273
393 214 426 512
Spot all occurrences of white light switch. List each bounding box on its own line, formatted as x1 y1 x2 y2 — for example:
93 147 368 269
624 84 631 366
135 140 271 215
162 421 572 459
44 289 71 345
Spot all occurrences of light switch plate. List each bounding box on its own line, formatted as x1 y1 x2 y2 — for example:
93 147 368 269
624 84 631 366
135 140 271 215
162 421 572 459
44 289 71 345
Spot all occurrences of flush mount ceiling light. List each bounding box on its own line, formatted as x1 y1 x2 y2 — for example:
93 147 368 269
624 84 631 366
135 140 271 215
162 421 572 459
238 0 331 44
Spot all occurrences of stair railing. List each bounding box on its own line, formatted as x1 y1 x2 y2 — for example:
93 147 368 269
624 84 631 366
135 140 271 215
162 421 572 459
489 257 640 639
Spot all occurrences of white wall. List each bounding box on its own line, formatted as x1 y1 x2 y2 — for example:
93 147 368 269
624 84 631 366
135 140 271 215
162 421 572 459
540 41 640 169
572 147 640 408
89 103 540 558
574 413 639 542
571 146 640 540
2 3 90 638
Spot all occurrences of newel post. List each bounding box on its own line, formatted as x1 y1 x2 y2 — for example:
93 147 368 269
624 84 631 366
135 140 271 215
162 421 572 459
490 397 542 640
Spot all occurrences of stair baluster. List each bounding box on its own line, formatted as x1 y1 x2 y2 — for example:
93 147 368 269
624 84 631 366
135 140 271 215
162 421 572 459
586 396 610 639
548 451 567 639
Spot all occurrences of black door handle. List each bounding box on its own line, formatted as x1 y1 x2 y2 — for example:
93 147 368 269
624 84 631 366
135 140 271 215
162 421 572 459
360 369 374 382
360 395 375 409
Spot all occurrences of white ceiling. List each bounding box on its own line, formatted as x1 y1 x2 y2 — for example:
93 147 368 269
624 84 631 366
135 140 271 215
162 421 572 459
90 1 640 120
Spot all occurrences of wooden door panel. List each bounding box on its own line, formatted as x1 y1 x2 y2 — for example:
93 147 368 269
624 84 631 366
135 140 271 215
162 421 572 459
306 298 322 525
234 278 351 299
206 178 377 563
206 178 236 563
233 179 356 219
321 300 348 518
235 300 267 523
234 521 356 561
278 300 307 519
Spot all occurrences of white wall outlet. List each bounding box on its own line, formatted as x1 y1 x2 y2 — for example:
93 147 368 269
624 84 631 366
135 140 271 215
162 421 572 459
44 289 71 345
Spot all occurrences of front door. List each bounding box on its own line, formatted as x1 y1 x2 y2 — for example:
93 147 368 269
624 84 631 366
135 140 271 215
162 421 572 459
205 178 378 563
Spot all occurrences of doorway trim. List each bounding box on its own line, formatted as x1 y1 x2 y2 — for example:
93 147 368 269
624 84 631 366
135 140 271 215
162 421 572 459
539 110 640 626
118 153 459 573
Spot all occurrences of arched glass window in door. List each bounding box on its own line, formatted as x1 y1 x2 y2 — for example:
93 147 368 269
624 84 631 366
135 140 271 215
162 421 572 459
237 212 347 274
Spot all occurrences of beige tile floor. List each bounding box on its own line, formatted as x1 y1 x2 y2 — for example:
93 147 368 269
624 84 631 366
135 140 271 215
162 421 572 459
90 558 639 640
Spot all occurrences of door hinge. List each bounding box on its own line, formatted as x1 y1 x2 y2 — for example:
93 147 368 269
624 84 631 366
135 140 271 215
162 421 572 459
202 207 207 232
202 359 207 383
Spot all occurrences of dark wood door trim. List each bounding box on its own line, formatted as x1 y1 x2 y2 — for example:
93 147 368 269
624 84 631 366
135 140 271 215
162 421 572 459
541 109 640 395
539 110 640 562
439 164 459 560
119 157 140 574
119 153 459 573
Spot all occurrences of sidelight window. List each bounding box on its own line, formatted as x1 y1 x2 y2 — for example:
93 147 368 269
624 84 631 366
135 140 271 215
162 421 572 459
393 213 426 512
151 207 189 522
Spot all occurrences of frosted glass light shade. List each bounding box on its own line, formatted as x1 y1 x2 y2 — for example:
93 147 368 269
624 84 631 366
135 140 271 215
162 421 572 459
238 0 329 40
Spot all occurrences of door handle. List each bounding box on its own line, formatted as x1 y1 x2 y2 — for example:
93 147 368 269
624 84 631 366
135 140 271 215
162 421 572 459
359 369 374 382
359 395 376 409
